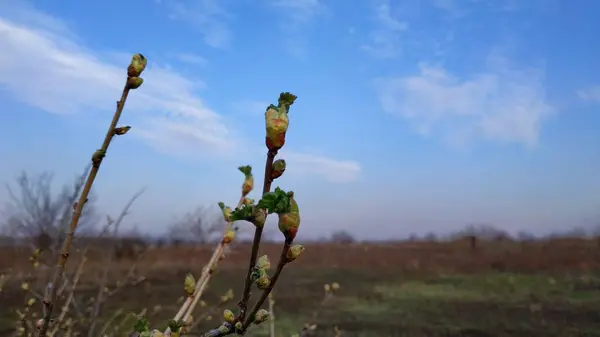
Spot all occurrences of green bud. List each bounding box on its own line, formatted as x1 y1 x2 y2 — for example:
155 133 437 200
271 159 286 180
91 149 106 167
255 274 270 289
218 202 232 222
285 244 305 263
128 53 147 77
239 165 254 196
184 273 195 295
114 126 131 135
255 255 271 270
278 192 300 241
223 309 236 324
127 76 144 89
253 309 269 324
252 207 267 228
222 230 235 244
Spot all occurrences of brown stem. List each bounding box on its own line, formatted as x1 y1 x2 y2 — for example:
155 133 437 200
171 197 244 326
268 293 275 337
48 249 88 337
241 239 291 331
298 292 333 337
87 190 144 337
36 81 133 337
238 149 277 320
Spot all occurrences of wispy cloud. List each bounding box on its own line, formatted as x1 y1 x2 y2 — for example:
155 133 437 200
230 100 270 116
157 0 233 49
269 0 325 24
282 151 361 183
0 5 361 183
361 0 409 59
170 52 208 66
267 0 327 58
376 55 554 148
0 11 235 156
577 86 600 103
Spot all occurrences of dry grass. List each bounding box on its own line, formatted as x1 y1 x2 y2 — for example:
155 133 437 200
2 239 600 336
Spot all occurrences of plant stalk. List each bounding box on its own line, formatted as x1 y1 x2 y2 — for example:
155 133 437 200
238 149 277 319
241 240 291 330
36 82 133 337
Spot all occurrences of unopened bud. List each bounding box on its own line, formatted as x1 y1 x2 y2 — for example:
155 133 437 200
255 274 270 289
184 273 195 295
278 192 300 240
256 255 271 270
238 165 254 196
114 126 131 135
252 207 267 228
222 230 236 244
223 309 236 324
286 244 305 263
128 53 147 77
127 76 144 89
253 309 269 324
218 202 232 222
271 159 286 180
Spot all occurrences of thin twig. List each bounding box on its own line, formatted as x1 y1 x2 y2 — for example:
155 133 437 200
241 240 291 330
88 189 145 337
238 149 277 320
268 293 275 337
49 249 88 337
37 54 146 337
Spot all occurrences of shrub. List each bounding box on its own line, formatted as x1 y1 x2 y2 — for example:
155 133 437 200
28 53 309 337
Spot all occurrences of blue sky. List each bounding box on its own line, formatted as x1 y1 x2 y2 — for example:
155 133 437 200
0 0 599 240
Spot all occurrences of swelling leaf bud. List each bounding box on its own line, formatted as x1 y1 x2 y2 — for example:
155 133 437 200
218 202 232 222
255 274 270 289
127 76 144 89
285 244 305 263
256 255 271 270
252 207 267 228
114 126 131 135
254 309 270 324
265 105 289 151
128 53 147 77
184 273 195 295
222 230 236 244
278 192 300 241
238 165 254 196
264 93 296 151
271 159 286 180
223 309 236 324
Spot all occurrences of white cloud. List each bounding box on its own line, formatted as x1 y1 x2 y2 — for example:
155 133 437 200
577 86 600 103
269 0 326 24
267 0 327 58
376 56 554 148
157 0 233 49
0 10 235 156
0 5 361 178
230 100 270 116
282 151 361 183
171 52 208 66
361 0 409 59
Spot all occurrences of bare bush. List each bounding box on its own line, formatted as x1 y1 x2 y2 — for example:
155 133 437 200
168 206 225 245
1 167 98 252
330 230 355 244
